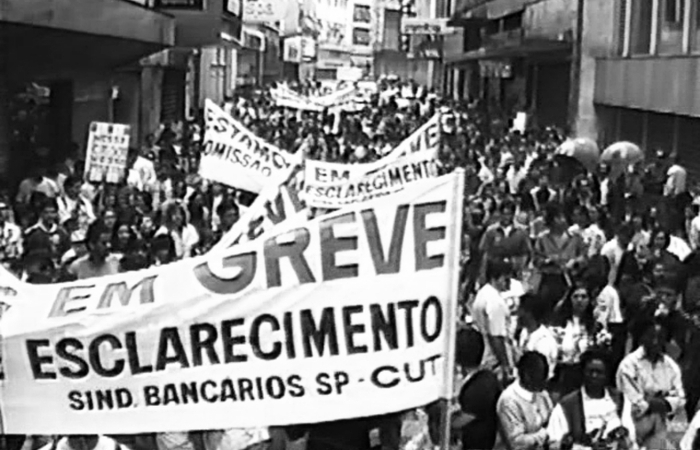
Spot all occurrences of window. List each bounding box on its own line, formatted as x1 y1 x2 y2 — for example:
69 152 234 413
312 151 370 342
658 0 684 54
154 0 204 8
503 12 523 32
616 0 628 54
354 5 372 23
629 0 653 54
224 0 241 16
353 27 372 46
483 19 500 36
693 0 700 51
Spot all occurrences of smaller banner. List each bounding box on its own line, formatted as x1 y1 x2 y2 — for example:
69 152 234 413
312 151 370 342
243 0 285 22
199 100 293 193
302 114 441 208
84 122 130 184
304 151 439 208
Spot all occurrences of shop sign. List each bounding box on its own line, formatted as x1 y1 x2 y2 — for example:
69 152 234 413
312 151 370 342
224 0 241 16
243 0 285 23
400 18 455 35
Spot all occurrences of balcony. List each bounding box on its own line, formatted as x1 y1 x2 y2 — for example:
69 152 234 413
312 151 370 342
482 28 525 47
154 0 243 47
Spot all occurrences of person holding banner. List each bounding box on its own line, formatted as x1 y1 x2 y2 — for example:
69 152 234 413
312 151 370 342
155 200 199 259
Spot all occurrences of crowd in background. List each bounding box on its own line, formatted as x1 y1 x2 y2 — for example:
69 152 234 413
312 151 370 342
3 76 700 450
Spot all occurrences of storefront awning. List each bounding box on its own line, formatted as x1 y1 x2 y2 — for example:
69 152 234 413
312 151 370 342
444 38 571 65
5 23 175 80
2 0 175 79
1 0 174 47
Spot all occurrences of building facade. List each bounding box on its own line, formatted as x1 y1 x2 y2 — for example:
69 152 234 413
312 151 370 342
0 0 175 183
446 0 576 130
593 0 700 176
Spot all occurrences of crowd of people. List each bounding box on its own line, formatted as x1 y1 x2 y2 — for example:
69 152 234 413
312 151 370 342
3 76 700 450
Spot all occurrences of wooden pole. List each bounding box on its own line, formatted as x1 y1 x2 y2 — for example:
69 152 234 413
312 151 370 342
439 168 465 450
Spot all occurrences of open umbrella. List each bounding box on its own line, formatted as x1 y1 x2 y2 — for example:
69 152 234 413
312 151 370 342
601 141 644 165
555 137 600 171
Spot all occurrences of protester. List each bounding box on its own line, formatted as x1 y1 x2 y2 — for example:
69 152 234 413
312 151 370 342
68 220 120 280
616 319 686 449
547 349 636 449
497 351 553 450
453 327 502 450
471 258 515 384
516 292 559 382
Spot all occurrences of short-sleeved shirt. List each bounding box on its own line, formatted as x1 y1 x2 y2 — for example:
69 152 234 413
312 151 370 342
472 283 511 369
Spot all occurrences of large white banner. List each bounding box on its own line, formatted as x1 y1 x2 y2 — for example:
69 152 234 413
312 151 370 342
0 173 464 435
199 100 294 193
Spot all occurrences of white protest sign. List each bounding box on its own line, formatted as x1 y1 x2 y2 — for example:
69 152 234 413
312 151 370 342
304 151 440 208
84 122 131 184
0 173 464 435
200 100 293 193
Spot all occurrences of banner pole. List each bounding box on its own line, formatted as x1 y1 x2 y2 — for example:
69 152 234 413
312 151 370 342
439 168 465 450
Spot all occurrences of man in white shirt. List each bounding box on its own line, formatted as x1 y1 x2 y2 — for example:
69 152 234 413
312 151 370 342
516 293 558 380
471 259 513 384
57 175 96 234
600 223 634 286
15 167 60 205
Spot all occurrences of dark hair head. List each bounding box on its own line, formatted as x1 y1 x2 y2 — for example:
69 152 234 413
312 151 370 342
556 285 596 330
544 203 564 227
654 274 680 293
216 198 240 218
499 199 516 214
86 220 109 245
455 327 484 368
519 292 549 324
580 348 610 372
516 351 548 380
638 317 670 343
484 258 512 282
151 233 176 258
64 175 82 189
38 196 58 213
651 227 671 248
